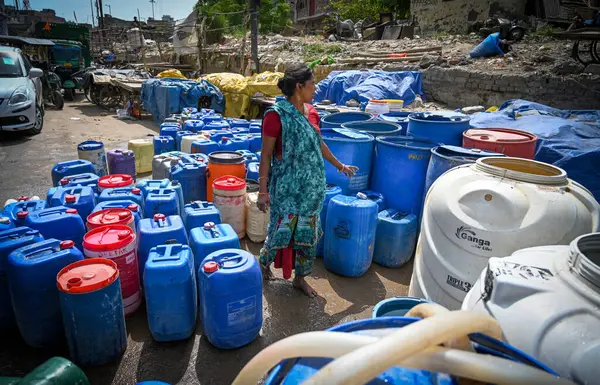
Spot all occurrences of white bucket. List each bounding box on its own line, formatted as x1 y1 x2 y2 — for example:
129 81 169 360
245 192 268 243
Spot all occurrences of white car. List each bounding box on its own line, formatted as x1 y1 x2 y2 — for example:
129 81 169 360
0 46 44 135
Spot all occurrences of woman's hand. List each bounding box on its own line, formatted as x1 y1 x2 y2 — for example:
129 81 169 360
339 164 359 178
257 193 270 213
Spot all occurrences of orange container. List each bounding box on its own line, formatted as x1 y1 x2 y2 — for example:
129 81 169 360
206 151 246 202
462 128 538 159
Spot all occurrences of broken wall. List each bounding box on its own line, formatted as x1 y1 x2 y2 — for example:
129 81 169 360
296 0 330 20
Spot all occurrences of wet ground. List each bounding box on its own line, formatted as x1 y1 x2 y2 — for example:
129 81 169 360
0 98 414 385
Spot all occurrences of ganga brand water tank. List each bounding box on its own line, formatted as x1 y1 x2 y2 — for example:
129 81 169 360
463 232 600 385
409 157 600 310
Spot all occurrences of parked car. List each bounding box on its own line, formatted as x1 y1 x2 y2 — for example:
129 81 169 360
0 46 44 135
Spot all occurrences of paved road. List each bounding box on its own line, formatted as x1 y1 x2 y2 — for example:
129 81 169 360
0 99 413 385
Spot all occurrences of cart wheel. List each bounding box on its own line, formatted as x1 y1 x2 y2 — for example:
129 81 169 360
572 40 596 65
592 41 600 63
98 85 123 110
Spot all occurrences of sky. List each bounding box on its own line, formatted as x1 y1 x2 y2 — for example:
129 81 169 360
24 0 197 24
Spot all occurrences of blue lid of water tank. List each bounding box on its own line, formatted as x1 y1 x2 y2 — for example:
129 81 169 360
409 111 470 123
432 145 504 159
323 128 374 142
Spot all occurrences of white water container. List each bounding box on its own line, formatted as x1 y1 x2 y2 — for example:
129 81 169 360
181 134 206 154
213 176 247 239
463 232 600 384
246 192 268 243
409 157 600 310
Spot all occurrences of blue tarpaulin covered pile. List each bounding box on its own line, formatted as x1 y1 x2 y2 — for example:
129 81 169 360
314 70 423 106
470 99 600 201
141 78 225 122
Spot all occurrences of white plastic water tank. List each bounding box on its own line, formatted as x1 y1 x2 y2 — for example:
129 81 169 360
409 157 600 310
463 232 600 385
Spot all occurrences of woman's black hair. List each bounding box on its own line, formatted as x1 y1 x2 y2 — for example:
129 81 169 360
277 63 314 98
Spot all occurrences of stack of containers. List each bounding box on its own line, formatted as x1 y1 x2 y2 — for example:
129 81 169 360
77 141 108 177
207 152 246 202
212 176 247 239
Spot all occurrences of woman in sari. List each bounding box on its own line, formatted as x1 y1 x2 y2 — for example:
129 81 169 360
257 63 357 297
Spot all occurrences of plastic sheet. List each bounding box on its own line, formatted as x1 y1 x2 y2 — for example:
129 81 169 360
469 32 504 58
314 70 423 107
470 99 600 201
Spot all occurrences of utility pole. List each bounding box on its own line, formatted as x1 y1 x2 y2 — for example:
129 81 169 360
149 0 155 19
239 0 249 74
90 0 95 28
250 0 259 73
137 8 141 21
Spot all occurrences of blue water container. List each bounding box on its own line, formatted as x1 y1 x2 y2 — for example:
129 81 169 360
320 111 373 130
255 151 261 162
183 202 221 233
407 112 471 146
0 227 44 330
373 210 418 268
246 162 259 181
99 187 144 211
153 136 176 155
189 222 239 274
176 131 194 151
324 193 378 277
77 140 108 177
0 216 13 231
57 258 127 366
51 160 97 186
228 118 250 129
92 200 142 229
248 134 262 153
249 124 261 134
144 188 180 217
3 199 47 227
145 244 197 342
191 138 220 155
425 145 503 193
49 186 97 222
184 119 205 133
24 207 86 251
342 121 402 137
208 130 233 143
372 297 431 318
203 114 223 124
170 159 208 203
317 185 342 257
237 150 259 166
7 239 83 347
198 249 262 349
230 136 250 151
137 179 171 198
371 137 438 217
360 190 386 212
160 125 180 141
378 111 410 134
188 153 209 164
205 120 230 131
322 129 374 194
137 214 188 281
217 137 234 151
57 173 100 194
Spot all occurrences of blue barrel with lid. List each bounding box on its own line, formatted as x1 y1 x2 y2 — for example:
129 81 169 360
205 120 230 131
144 244 197 342
160 125 180 141
425 145 504 193
198 249 262 349
325 193 378 277
378 111 410 134
51 160 97 186
342 121 403 137
203 114 223 124
371 137 438 217
3 199 47 227
317 185 342 257
190 222 239 274
153 136 176 155
144 188 180 218
57 258 127 366
322 129 374 194
49 186 97 222
170 158 208 203
183 202 221 233
57 173 100 194
24 207 86 251
176 131 194 151
137 214 188 282
8 238 83 347
228 118 250 129
320 111 373 130
184 119 205 133
0 227 44 330
93 201 142 229
191 138 220 155
248 134 262 153
77 140 108 177
407 111 471 146
373 210 418 268
246 162 259 181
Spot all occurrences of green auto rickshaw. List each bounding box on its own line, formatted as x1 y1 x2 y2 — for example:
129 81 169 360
50 40 84 101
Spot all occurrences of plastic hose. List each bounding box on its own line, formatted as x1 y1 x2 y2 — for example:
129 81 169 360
301 311 504 385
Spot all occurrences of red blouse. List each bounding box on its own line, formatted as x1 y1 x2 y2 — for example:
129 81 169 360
262 104 321 159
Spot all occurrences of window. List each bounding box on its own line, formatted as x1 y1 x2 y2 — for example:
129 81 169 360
0 52 25 77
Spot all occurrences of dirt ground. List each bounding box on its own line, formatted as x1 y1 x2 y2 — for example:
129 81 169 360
0 98 414 385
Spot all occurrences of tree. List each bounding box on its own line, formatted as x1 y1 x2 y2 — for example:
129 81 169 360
329 0 410 23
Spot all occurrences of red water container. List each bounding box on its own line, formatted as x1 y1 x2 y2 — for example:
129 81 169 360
98 174 134 191
462 128 538 159
83 225 141 316
87 208 135 232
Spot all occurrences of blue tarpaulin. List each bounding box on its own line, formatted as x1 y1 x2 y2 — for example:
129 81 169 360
314 70 423 106
141 78 225 122
470 99 600 201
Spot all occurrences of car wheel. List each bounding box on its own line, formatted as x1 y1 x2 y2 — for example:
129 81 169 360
26 104 44 136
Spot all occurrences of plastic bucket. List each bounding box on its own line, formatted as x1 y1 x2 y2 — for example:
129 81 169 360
372 297 431 318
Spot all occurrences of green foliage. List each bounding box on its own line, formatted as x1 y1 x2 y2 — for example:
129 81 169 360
531 25 563 38
258 0 292 34
303 43 343 62
329 0 410 23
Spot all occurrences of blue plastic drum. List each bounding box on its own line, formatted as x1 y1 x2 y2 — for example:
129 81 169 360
341 121 402 137
320 112 373 130
407 112 471 146
378 111 410 134
77 141 108 177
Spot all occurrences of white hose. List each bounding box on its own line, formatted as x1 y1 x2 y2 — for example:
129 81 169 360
301 311 504 385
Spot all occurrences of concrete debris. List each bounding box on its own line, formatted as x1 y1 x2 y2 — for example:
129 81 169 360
552 60 586 76
419 54 444 69
461 106 486 114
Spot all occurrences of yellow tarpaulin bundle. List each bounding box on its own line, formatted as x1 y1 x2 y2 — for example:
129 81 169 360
246 71 283 97
203 73 248 94
156 69 187 79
